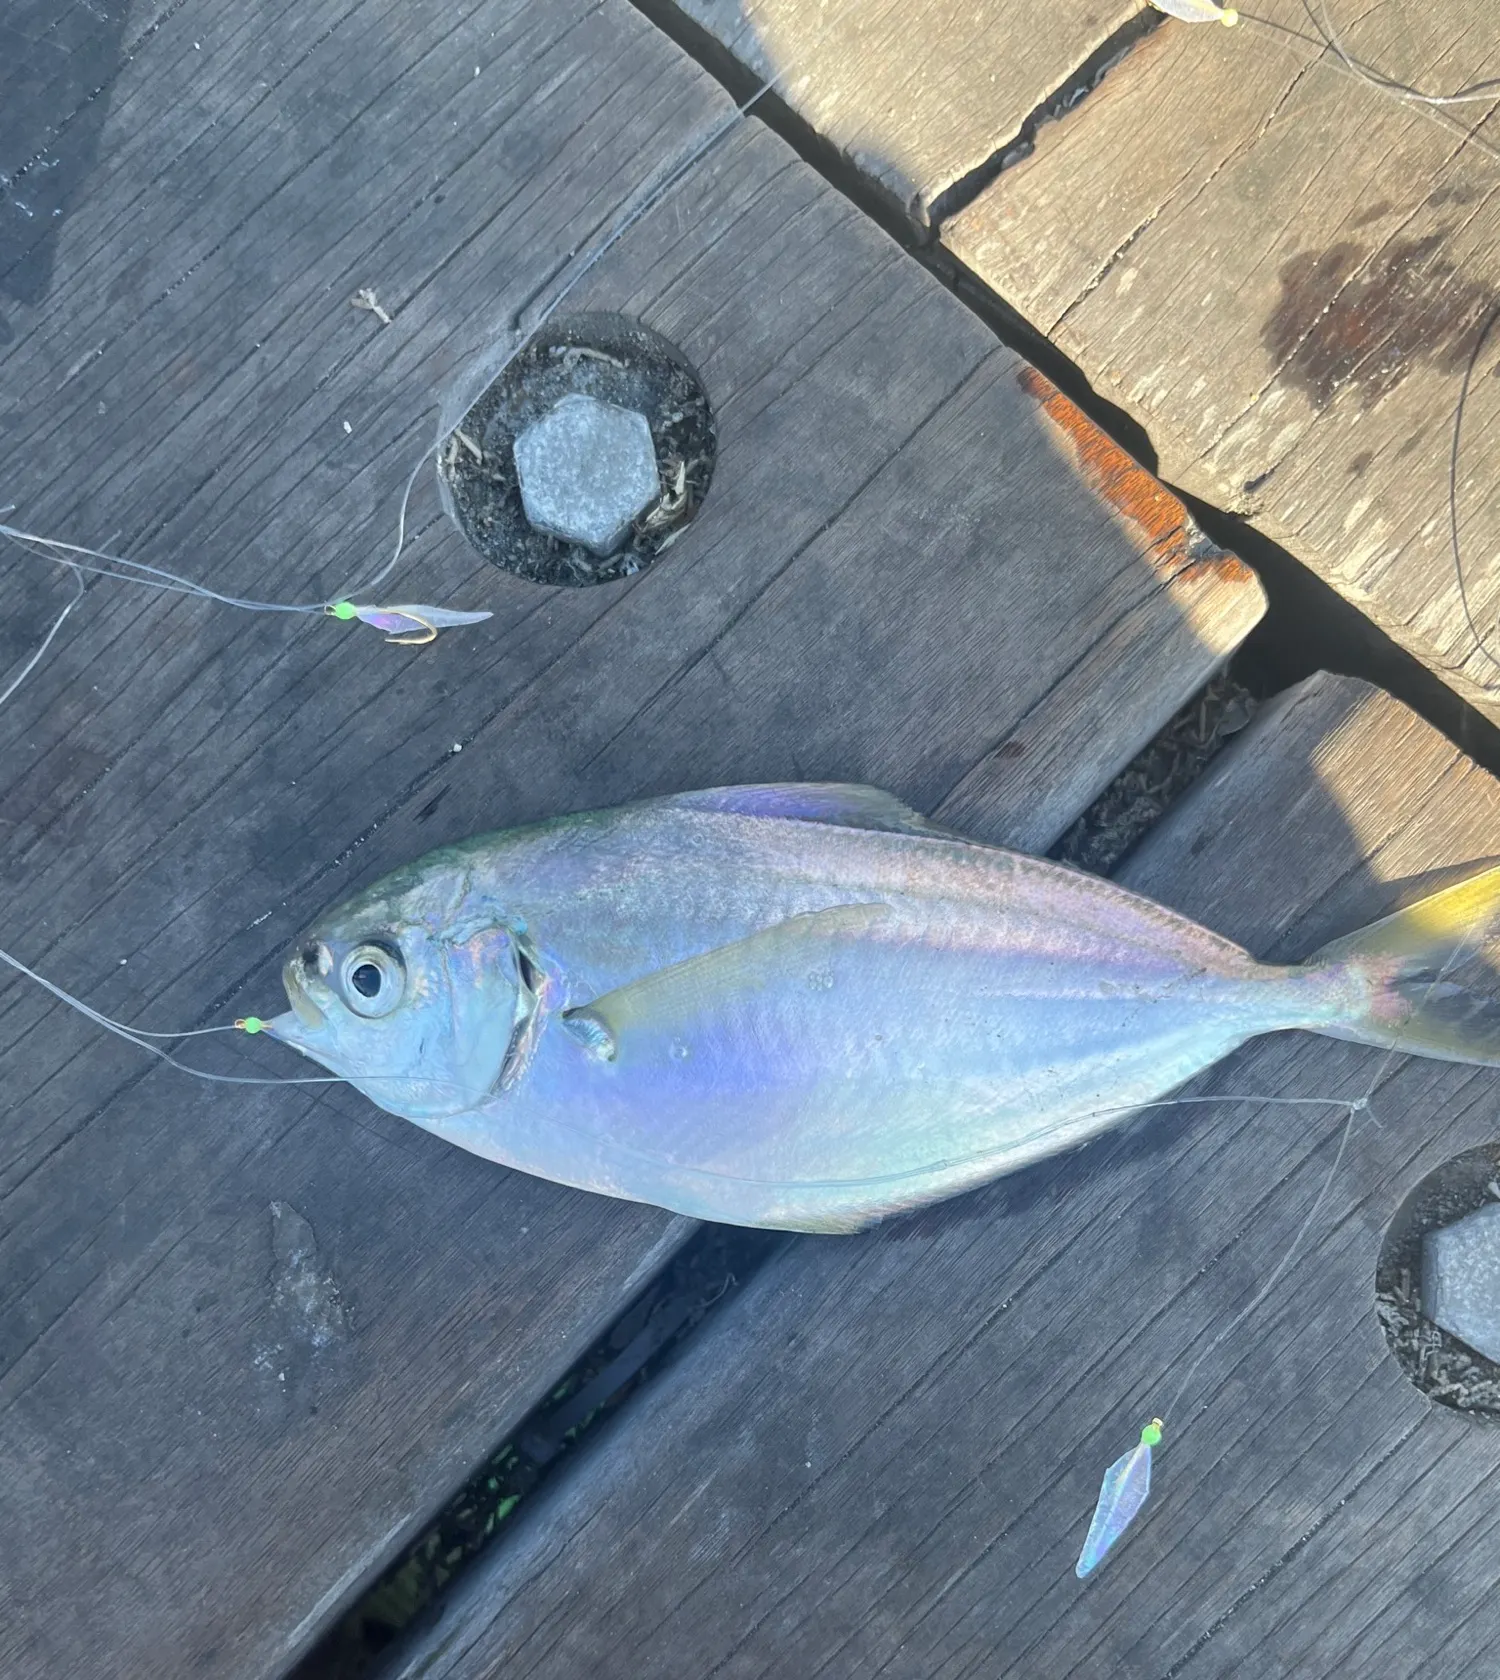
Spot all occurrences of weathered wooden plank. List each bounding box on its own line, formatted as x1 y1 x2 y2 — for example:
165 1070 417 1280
386 671 1500 1680
937 370 1261 852
0 0 134 332
0 2 1261 1677
945 0 1500 717
652 0 1140 225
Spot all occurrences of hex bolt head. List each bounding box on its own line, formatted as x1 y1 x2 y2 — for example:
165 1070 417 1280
1422 1201 1500 1363
511 393 660 559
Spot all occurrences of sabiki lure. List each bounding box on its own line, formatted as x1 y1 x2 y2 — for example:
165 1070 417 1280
1148 0 1239 23
0 516 491 648
1072 915 1419 1579
325 600 493 645
1145 0 1500 156
1077 1421 1162 1578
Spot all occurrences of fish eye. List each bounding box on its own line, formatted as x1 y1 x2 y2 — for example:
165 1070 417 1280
339 942 405 1018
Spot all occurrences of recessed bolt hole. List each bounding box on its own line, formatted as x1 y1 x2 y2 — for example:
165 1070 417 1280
1376 1141 1500 1418
440 312 715 587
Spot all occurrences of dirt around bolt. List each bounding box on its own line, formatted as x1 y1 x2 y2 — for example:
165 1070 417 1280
1377 1141 1500 1418
440 311 716 587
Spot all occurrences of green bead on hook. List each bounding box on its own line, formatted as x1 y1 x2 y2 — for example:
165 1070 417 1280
324 598 492 644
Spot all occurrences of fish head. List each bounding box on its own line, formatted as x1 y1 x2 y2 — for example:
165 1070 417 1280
267 854 538 1120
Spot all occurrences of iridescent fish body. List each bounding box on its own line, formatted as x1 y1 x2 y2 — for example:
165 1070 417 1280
267 784 1500 1232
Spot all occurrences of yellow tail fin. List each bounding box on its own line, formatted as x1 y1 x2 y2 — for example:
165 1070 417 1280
1308 862 1500 1065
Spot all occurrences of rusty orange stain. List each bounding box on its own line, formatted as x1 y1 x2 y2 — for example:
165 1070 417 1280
1181 553 1256 588
1018 367 1238 581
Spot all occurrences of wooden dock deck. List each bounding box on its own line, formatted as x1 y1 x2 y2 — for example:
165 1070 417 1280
656 0 1500 719
1 1 1496 1676
392 673 1500 1679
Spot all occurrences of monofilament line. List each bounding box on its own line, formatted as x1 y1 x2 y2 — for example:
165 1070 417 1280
0 515 327 614
0 945 319 1088
1448 302 1500 676
0 561 86 709
348 70 781 603
0 946 519 1102
1309 0 1500 109
1163 933 1472 1421
1235 8 1500 163
1072 919 1483 1581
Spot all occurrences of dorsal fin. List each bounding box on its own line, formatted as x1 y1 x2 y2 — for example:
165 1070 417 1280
663 783 955 839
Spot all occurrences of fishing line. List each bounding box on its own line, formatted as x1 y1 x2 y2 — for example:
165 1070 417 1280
1147 930 1475 1418
3 58 786 672
0 0 1496 1532
0 514 493 648
0 944 318 1086
0 912 1404 1179
357 67 781 603
1448 302 1500 676
1306 0 1500 109
0 907 1459 1242
1238 13 1500 164
0 944 507 1104
1157 0 1500 131
0 513 319 612
0 69 793 1095
0 567 497 1096
0 560 85 710
0 14 1491 1123
1152 1 1500 685
1074 933 1476 1578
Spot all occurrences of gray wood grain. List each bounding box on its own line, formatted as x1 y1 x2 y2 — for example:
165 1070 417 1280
386 671 1500 1680
945 0 1500 718
656 0 1140 225
0 0 131 326
0 0 1260 1674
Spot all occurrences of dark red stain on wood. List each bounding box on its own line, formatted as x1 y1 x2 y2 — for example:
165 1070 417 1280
1264 234 1497 410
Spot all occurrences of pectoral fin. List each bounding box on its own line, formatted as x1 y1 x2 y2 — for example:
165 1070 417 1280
562 902 889 1062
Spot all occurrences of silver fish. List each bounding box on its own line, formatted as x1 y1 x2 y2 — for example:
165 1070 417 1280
266 784 1500 1233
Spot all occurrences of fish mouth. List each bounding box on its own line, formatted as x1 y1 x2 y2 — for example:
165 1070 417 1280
262 1009 312 1052
280 953 331 1028
261 1005 353 1084
287 985 327 1031
265 959 333 1060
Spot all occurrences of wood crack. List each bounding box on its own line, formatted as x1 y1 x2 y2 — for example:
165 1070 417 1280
927 8 1166 231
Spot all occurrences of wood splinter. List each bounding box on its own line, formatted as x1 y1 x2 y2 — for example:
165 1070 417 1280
350 287 394 325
